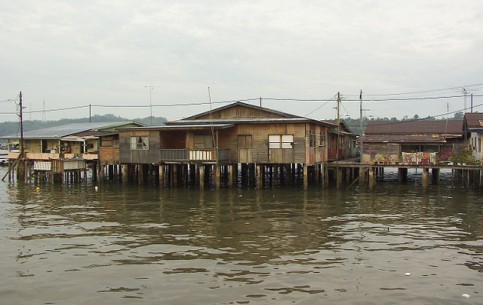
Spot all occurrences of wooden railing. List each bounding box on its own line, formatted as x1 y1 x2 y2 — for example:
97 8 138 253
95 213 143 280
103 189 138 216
7 152 98 161
160 149 230 162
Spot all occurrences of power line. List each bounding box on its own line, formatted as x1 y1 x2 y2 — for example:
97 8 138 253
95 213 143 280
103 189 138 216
348 82 483 98
26 105 88 114
0 94 481 117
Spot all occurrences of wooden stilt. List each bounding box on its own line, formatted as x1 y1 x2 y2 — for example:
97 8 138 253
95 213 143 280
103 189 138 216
199 165 205 190
303 164 308 190
422 168 429 189
368 167 375 190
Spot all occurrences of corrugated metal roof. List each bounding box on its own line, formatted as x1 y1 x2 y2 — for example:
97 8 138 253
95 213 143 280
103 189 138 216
182 101 299 120
169 117 326 125
1 121 136 139
120 124 235 131
365 120 463 135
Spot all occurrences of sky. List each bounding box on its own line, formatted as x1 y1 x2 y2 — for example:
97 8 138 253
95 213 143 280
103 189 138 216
1 0 483 123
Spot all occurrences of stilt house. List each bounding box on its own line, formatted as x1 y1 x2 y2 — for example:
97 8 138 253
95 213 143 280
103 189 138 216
2 121 143 181
119 102 355 188
463 112 483 160
361 120 464 164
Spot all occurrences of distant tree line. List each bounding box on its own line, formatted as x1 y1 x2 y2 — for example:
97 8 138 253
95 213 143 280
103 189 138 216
0 114 167 137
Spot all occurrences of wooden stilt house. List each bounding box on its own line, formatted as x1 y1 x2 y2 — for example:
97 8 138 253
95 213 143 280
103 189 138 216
119 102 356 188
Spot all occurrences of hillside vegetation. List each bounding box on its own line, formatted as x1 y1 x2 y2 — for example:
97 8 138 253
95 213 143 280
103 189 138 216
0 114 167 137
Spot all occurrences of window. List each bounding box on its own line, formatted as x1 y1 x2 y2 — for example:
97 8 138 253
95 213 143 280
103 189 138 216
130 136 149 150
319 132 326 147
238 135 252 149
309 130 316 148
194 135 214 149
269 134 293 149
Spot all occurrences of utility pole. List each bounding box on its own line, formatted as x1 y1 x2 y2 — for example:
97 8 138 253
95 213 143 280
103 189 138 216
336 92 341 162
89 104 92 122
359 90 363 163
19 91 25 159
471 94 474 113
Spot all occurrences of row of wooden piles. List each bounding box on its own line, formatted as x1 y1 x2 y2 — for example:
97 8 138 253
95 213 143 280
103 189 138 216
5 160 483 189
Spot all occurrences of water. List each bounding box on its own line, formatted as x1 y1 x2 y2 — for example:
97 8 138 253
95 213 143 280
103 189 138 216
0 167 481 305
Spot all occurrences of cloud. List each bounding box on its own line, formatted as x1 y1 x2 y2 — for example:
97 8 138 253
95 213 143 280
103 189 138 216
1 0 482 122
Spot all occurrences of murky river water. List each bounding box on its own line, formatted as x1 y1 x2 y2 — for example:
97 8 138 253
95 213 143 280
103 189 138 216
0 168 481 305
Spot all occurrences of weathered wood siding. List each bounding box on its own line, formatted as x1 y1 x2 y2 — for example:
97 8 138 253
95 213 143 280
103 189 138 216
119 130 160 164
197 105 287 120
25 140 41 153
160 131 186 149
218 123 308 164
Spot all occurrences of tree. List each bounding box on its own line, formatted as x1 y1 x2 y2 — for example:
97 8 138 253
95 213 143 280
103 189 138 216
453 111 464 120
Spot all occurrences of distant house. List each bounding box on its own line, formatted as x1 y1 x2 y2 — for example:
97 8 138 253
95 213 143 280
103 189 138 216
323 119 358 161
463 112 483 160
361 120 464 164
1 121 143 172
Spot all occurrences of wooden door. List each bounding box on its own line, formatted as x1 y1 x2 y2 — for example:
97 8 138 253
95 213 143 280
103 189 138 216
238 135 252 163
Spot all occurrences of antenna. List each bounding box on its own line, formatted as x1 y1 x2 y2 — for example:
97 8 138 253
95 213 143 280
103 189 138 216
145 85 161 126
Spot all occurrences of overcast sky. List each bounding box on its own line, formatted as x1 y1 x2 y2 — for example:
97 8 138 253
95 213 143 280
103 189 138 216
1 0 483 123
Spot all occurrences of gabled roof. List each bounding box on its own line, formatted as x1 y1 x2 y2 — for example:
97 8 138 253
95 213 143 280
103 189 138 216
464 112 483 130
167 101 338 128
365 120 463 135
323 119 353 134
1 121 141 140
182 101 299 120
362 119 463 144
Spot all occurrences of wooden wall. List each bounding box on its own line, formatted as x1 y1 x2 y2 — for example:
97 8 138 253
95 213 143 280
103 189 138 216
119 130 160 164
197 105 287 120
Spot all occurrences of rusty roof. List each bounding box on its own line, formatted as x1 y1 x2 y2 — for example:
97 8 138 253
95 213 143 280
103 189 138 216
464 112 483 130
365 120 463 135
362 134 456 144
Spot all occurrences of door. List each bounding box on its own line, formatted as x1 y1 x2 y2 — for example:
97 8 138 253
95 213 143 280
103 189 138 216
41 140 48 153
238 135 252 163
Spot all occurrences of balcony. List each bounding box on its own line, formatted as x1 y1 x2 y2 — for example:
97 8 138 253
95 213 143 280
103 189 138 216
160 149 230 163
6 152 98 161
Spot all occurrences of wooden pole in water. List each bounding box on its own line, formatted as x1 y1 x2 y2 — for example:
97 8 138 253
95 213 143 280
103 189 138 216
368 167 375 190
303 164 308 190
199 165 205 190
214 164 220 190
422 168 429 189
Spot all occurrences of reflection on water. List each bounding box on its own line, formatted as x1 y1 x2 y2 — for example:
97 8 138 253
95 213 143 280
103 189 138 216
0 168 481 305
